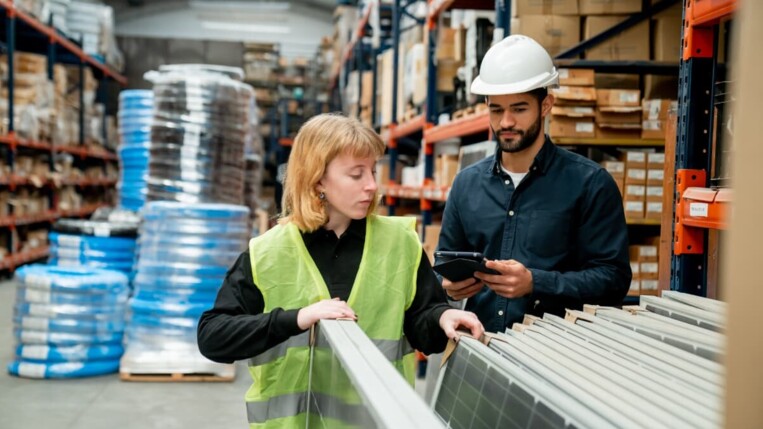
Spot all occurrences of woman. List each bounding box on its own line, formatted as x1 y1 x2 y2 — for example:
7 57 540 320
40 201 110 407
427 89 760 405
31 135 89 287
197 113 483 428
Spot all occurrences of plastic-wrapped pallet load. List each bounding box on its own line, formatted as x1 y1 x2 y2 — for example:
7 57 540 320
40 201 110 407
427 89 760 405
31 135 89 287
120 201 249 379
117 90 153 212
7 265 129 378
48 218 139 283
144 64 254 205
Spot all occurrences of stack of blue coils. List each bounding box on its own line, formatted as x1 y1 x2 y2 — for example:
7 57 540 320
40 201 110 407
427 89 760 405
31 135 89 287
117 90 153 212
49 219 139 283
7 265 129 378
125 202 249 351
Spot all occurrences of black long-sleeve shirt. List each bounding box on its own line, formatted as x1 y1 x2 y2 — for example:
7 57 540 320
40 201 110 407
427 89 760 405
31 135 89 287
197 218 452 363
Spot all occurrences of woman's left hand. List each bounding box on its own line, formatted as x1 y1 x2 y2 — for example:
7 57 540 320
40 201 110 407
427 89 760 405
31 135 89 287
438 309 484 340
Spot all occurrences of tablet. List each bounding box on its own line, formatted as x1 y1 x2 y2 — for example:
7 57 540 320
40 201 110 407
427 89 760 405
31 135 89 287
433 251 499 282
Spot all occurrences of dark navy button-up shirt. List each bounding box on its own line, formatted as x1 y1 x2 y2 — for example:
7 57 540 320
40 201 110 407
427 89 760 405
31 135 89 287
436 136 632 333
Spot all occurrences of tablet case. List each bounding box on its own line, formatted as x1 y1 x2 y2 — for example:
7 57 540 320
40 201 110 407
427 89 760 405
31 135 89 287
433 258 499 282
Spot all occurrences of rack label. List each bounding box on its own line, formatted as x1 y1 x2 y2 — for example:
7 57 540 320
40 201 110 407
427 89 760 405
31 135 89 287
689 203 709 217
575 122 594 133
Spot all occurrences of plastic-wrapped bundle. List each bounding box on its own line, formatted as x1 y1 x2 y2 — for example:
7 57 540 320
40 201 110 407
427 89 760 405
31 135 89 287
117 90 153 212
7 265 129 379
120 201 249 376
48 218 140 283
144 64 254 205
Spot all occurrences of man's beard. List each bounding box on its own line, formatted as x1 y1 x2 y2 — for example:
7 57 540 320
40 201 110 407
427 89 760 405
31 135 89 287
494 113 542 153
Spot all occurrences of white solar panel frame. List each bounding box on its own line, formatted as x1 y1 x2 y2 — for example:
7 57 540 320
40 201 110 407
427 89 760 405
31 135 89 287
661 290 727 314
526 319 722 421
431 335 611 428
314 320 445 429
543 314 723 396
640 295 724 331
503 326 719 428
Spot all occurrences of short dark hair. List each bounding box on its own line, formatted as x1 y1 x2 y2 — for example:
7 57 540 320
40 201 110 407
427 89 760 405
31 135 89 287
528 87 548 105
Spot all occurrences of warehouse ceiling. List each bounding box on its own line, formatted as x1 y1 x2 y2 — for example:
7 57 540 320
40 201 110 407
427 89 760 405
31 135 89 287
103 0 336 57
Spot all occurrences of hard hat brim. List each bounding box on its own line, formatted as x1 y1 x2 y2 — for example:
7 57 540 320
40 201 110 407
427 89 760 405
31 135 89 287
470 71 560 96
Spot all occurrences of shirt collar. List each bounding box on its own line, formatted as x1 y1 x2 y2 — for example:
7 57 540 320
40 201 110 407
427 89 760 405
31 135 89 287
301 217 367 245
489 135 556 176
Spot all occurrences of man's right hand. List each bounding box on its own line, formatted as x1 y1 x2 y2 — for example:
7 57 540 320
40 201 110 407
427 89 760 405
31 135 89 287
442 277 484 301
297 298 357 330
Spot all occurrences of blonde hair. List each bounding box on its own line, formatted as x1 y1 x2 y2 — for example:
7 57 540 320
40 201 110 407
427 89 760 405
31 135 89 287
280 113 385 231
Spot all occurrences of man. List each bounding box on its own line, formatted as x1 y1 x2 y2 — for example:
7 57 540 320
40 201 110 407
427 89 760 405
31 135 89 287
436 35 631 333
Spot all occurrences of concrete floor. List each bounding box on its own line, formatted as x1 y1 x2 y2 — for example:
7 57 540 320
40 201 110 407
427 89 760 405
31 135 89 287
0 278 431 428
0 278 253 429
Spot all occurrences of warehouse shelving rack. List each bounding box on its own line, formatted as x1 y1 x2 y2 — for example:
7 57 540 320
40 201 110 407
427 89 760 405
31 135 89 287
0 1 126 271
669 0 736 297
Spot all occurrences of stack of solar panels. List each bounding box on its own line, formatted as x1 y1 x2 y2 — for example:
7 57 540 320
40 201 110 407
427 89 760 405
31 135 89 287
49 218 139 283
305 320 445 428
431 291 724 429
144 64 253 205
117 90 153 212
120 202 249 377
7 265 129 379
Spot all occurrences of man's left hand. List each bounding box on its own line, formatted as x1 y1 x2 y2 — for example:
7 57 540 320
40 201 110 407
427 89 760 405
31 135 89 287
474 259 533 299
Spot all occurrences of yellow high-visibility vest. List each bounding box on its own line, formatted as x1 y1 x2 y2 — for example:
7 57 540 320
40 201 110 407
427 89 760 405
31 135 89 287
246 214 421 428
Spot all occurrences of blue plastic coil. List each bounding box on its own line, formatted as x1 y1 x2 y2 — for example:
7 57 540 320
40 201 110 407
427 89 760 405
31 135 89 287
13 315 126 334
16 265 129 292
14 329 123 346
14 344 124 363
7 359 120 378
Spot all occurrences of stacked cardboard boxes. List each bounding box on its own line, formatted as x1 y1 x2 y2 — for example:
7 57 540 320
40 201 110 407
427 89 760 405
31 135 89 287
629 241 660 296
642 99 678 139
595 88 641 139
512 0 580 57
611 150 665 221
550 69 596 139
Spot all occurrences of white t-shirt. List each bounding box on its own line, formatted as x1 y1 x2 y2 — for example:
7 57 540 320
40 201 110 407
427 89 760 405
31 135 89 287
500 164 527 186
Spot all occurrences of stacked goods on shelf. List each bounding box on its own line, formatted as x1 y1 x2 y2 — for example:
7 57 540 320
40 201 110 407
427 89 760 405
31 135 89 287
583 8 649 61
8 264 129 378
595 88 642 138
550 69 597 139
629 241 660 296
614 150 665 221
144 64 253 205
16 0 71 34
48 217 139 283
331 5 361 84
642 99 678 140
120 202 249 378
67 1 123 69
243 42 279 139
0 53 55 142
511 0 581 57
117 90 152 212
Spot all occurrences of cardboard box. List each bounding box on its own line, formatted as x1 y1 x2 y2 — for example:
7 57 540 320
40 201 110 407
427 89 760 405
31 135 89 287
646 185 663 202
435 154 459 187
596 126 642 140
595 73 640 89
642 119 667 139
623 151 647 169
652 0 683 18
625 168 647 185
512 15 581 57
630 244 658 262
644 75 679 99
628 279 641 296
584 16 649 60
647 152 665 168
550 116 596 138
640 261 659 279
645 201 663 219
552 105 595 118
624 200 644 219
601 161 625 177
597 89 641 107
552 86 598 104
515 0 579 15
614 176 625 197
437 59 462 92
653 16 683 61
580 0 641 15
558 68 595 86
640 279 659 294
595 107 642 126
624 184 646 201
647 169 664 185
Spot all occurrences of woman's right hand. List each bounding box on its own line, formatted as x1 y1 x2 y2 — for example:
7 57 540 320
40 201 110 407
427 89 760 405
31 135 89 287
297 298 357 330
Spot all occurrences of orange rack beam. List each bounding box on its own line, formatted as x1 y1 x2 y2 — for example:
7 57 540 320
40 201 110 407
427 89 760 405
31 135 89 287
0 246 50 271
424 111 490 143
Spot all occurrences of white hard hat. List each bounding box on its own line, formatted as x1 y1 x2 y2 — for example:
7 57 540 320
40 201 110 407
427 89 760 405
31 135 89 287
471 35 559 96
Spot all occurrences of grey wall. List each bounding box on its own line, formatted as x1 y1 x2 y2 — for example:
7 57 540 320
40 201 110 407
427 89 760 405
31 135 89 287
117 36 244 89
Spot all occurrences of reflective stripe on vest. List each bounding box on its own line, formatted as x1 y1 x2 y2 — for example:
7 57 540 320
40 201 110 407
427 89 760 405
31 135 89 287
249 333 413 367
246 391 371 426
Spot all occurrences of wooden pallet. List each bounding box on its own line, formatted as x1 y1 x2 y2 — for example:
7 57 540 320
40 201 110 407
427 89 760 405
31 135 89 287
453 103 489 120
120 372 235 382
